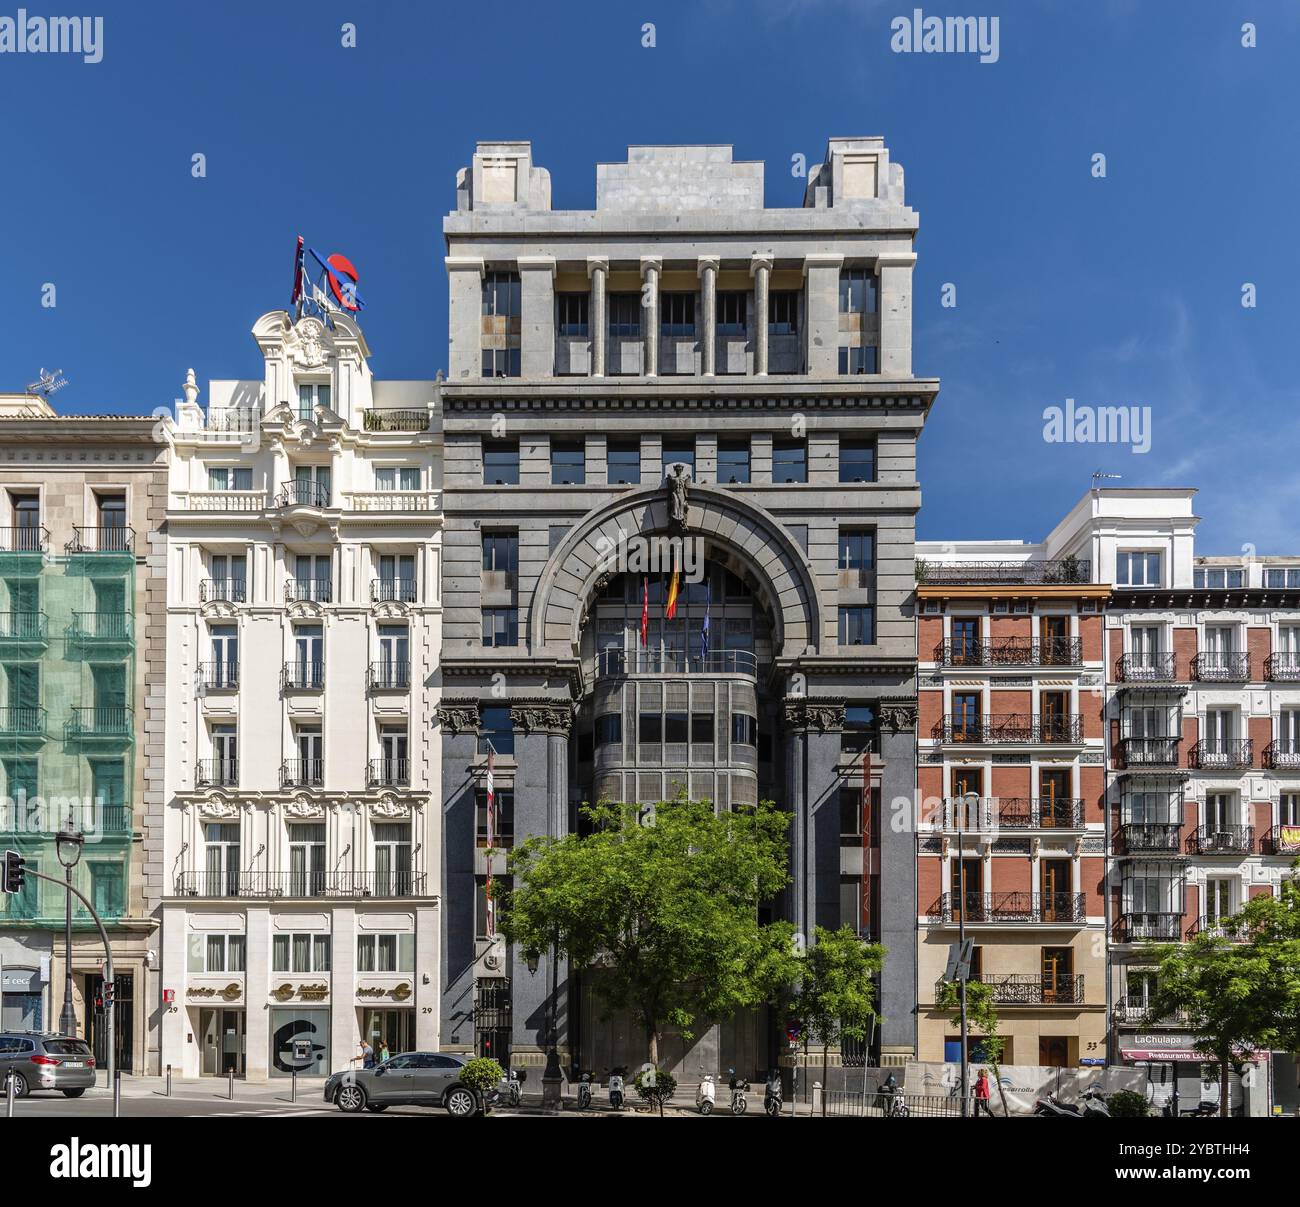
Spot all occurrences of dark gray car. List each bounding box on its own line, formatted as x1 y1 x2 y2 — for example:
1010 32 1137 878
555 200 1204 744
0 1032 96 1097
323 1052 487 1116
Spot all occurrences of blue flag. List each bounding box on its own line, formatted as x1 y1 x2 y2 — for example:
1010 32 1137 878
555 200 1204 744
700 581 711 663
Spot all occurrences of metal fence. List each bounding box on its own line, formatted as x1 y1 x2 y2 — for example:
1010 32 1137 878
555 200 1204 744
823 1089 972 1118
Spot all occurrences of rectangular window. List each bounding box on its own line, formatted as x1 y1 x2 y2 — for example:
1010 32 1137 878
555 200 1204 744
595 713 622 748
375 466 421 492
557 293 590 337
1193 567 1244 589
772 440 807 484
731 714 757 746
479 706 514 757
608 293 642 338
691 713 713 744
717 439 751 485
481 271 520 317
841 705 879 755
273 933 331 973
482 440 520 486
839 439 876 484
662 440 695 474
481 348 521 378
297 383 330 421
1116 552 1162 588
607 440 641 485
482 608 519 648
768 290 798 334
839 530 875 577
665 712 689 744
839 268 878 314
475 788 515 848
205 934 246 973
356 933 415 973
207 466 252 492
482 532 518 578
839 606 874 646
1265 567 1300 589
551 440 586 485
660 293 696 337
715 291 747 336
638 713 662 745
838 346 878 375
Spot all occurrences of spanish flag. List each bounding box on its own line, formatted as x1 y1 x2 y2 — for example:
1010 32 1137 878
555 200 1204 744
665 567 680 620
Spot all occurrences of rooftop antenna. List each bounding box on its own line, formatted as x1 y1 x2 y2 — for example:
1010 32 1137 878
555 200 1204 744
26 368 68 396
1092 471 1122 488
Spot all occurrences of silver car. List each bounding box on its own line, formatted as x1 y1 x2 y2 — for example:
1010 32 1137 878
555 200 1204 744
0 1032 97 1098
324 1051 491 1116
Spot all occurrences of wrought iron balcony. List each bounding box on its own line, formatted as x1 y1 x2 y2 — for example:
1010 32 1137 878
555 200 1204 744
1192 652 1251 682
1264 824 1300 856
938 797 1084 830
282 661 325 690
1118 912 1183 942
0 706 45 739
367 757 410 788
1264 740 1300 770
274 480 331 509
1186 914 1248 941
933 638 1083 667
927 892 1088 925
596 648 758 678
1189 739 1253 770
1118 736 1182 768
200 578 248 603
367 661 411 691
1190 824 1254 855
195 759 239 787
362 408 431 432
65 706 133 742
916 558 1091 586
198 661 239 690
1119 823 1184 855
0 611 47 643
932 713 1083 744
1113 997 1188 1025
370 577 417 603
280 759 324 788
173 869 427 899
284 578 333 603
936 973 1085 1006
1117 652 1179 682
66 526 134 554
0 525 49 553
67 612 133 643
1265 653 1300 682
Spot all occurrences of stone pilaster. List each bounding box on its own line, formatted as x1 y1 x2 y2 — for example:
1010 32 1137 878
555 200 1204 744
640 256 661 378
698 256 719 377
587 257 608 379
751 255 772 377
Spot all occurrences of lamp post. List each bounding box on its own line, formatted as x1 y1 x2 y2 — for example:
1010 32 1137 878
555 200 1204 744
958 790 980 1118
526 942 563 1108
55 824 85 1038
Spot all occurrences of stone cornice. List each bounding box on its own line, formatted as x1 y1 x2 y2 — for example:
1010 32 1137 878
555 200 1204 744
783 697 847 732
440 384 939 413
510 702 574 736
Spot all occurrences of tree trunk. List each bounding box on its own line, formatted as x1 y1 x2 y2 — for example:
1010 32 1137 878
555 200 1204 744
1220 1059 1230 1118
992 1063 1010 1118
647 1026 659 1069
822 1042 830 1117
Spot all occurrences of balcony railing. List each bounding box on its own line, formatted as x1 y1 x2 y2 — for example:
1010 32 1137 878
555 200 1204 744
285 578 333 603
280 759 324 788
932 714 1083 744
926 892 1088 925
282 661 325 690
66 526 134 554
938 797 1085 830
916 558 1091 586
362 409 431 432
274 481 331 509
936 974 1085 1006
174 870 428 898
65 706 133 740
200 578 248 603
1190 824 1254 855
1118 736 1182 767
1186 914 1248 941
0 707 45 738
198 661 239 690
0 526 49 552
195 758 239 787
207 406 261 433
597 648 758 678
1117 652 1179 682
367 758 410 788
0 612 47 641
1265 653 1300 682
1264 740 1300 770
368 661 411 691
345 491 439 513
1113 997 1188 1025
1192 652 1251 682
67 612 133 642
1189 739 1253 770
371 577 417 603
1264 824 1300 855
183 491 265 513
933 638 1083 668
1120 823 1184 855
1118 912 1183 942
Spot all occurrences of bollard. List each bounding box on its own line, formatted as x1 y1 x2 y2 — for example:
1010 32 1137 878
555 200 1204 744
228 1069 235 1100
5 1071 13 1117
113 1068 121 1118
812 1080 823 1117
292 1068 297 1103
166 1064 172 1097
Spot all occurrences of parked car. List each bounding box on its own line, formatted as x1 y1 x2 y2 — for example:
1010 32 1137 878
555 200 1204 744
0 1032 97 1098
323 1052 496 1117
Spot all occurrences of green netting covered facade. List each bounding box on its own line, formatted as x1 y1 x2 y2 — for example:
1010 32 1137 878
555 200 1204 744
0 544 135 929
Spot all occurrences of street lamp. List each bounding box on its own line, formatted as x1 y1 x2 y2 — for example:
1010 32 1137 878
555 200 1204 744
958 790 980 1118
525 942 563 1108
55 823 85 1038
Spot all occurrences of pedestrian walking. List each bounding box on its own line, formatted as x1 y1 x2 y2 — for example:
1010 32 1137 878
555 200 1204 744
378 1041 390 1065
974 1069 993 1117
358 1039 374 1069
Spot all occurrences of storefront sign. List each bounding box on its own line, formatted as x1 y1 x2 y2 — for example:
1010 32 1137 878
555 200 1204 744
357 982 412 1001
188 983 242 1002
1121 1033 1264 1063
272 982 329 1002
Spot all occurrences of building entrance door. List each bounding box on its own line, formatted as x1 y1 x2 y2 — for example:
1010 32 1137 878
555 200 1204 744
199 1008 246 1076
84 973 133 1073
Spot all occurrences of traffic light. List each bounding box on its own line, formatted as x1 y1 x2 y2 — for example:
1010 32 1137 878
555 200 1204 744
2 850 25 895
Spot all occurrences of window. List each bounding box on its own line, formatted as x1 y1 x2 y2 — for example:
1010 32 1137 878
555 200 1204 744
203 934 246 973
691 713 713 744
839 606 874 646
288 822 325 894
1265 567 1300 588
607 440 641 485
207 466 252 492
89 860 124 916
204 822 240 896
716 291 747 336
377 727 409 785
375 466 421 492
838 346 878 375
377 554 416 603
481 271 520 317
768 290 798 334
297 382 330 421
483 440 520 486
842 705 879 755
638 713 663 745
373 822 412 895
1116 552 1162 588
208 553 247 601
839 268 878 314
717 440 750 484
661 293 696 337
482 347 521 378
595 714 622 748
662 440 695 474
479 706 514 757
772 440 807 484
293 554 331 603
273 933 331 973
476 788 515 848
839 530 875 583
665 712 689 744
482 608 518 647
482 533 518 578
356 933 415 973
608 293 641 337
291 623 324 688
839 439 876 483
557 293 589 337
731 714 758 746
1194 567 1244 589
953 692 981 739
551 440 586 485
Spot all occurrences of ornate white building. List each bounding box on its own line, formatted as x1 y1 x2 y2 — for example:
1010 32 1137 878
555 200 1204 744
158 311 443 1081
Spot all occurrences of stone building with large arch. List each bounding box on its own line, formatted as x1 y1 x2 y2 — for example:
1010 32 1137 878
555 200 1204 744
437 138 938 1080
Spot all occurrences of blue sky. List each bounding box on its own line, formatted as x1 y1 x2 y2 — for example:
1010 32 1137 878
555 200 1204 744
2 0 1297 552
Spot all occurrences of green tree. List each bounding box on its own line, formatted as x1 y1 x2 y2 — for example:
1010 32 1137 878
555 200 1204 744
789 925 884 1114
936 977 1009 1116
499 797 800 1067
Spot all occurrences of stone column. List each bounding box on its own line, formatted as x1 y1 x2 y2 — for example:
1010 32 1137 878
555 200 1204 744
698 256 719 378
751 255 772 377
640 256 661 378
876 252 917 377
587 257 608 379
802 253 844 376
784 698 847 941
437 703 480 1051
877 700 919 1062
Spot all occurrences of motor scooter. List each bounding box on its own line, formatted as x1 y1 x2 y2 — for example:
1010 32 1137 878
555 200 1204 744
1081 1085 1110 1118
608 1068 625 1111
728 1068 750 1115
763 1069 783 1117
696 1069 717 1115
576 1071 593 1110
1032 1093 1084 1117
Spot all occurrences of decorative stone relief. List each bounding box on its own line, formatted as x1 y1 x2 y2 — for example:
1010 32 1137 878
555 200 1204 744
879 702 918 733
783 698 846 732
198 797 240 819
437 703 480 735
285 798 324 819
371 796 411 819
510 704 574 735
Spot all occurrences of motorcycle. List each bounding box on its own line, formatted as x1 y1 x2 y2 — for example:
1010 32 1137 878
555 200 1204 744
763 1070 783 1117
576 1071 593 1110
506 1067 524 1107
697 1069 717 1116
1081 1085 1110 1118
878 1074 909 1117
1032 1093 1085 1118
608 1069 625 1111
728 1068 749 1116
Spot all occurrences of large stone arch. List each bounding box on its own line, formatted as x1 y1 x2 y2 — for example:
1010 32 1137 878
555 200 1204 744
530 483 822 659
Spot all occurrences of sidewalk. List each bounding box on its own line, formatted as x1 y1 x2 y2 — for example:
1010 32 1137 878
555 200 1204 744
84 1074 329 1103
